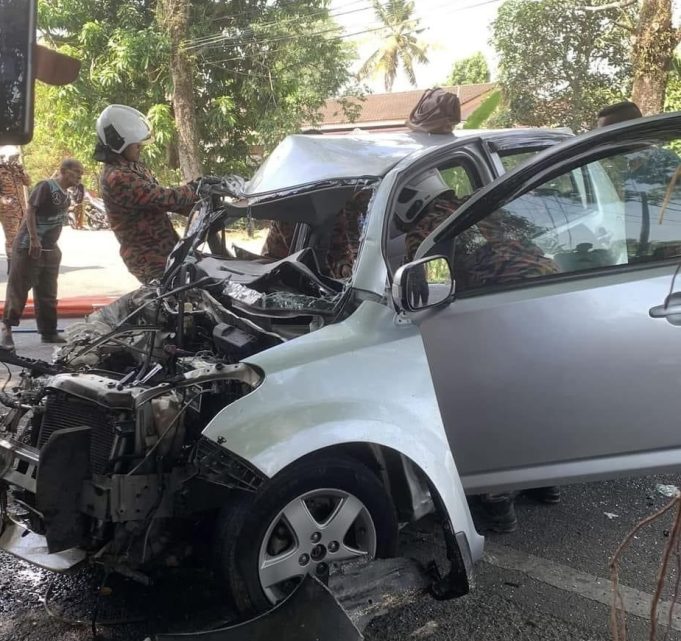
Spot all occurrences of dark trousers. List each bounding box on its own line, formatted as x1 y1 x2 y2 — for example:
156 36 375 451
3 244 61 334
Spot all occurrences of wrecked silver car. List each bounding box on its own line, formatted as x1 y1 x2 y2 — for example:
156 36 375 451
2 130 495 614
7 116 679 616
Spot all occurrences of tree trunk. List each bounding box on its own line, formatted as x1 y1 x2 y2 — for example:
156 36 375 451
630 0 676 115
158 0 203 181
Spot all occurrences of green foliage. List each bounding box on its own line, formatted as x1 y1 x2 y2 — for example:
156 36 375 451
23 84 78 185
425 257 451 284
358 0 429 91
440 166 474 196
491 0 635 132
446 52 490 86
25 0 358 185
464 90 501 129
663 57 681 157
664 57 681 112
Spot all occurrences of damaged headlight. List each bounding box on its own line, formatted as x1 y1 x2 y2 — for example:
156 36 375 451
195 437 267 492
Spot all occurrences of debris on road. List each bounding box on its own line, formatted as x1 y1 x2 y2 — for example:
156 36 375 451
329 557 431 631
655 484 680 498
152 557 431 641
604 512 620 520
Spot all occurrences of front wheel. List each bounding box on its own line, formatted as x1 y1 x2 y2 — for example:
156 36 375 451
214 456 398 615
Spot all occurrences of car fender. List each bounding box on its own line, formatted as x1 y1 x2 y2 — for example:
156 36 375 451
202 300 483 561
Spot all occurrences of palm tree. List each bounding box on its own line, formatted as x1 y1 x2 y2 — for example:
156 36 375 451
358 0 429 92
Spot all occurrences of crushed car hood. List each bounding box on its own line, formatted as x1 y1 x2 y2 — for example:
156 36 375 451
243 132 457 196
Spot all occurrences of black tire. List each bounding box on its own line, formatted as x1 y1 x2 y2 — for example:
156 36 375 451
213 455 398 616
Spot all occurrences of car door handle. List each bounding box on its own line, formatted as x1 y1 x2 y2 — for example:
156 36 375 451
650 292 681 325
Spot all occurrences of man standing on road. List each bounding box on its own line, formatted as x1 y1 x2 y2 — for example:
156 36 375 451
94 104 198 284
0 158 84 350
0 153 31 272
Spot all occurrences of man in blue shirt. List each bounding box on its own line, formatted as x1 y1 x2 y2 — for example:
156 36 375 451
1 158 83 350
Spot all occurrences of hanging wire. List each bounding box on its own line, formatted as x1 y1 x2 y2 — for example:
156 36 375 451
186 0 502 58
182 0 372 50
1 362 12 394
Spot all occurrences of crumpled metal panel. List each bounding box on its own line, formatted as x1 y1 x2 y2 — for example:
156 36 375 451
244 132 456 196
154 575 362 641
36 426 92 552
0 520 86 571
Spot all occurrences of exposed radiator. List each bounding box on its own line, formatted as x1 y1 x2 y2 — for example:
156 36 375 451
38 393 116 475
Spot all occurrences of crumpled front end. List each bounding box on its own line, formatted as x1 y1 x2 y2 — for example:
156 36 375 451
0 356 265 575
0 175 374 576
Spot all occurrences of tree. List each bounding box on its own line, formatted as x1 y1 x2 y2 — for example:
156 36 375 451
26 0 358 185
157 0 203 181
579 0 678 116
491 0 635 131
446 52 490 86
358 0 429 92
630 0 677 115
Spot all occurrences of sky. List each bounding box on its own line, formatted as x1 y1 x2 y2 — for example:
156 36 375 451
330 0 503 93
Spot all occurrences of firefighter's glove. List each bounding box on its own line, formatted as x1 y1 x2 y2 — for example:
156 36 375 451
189 175 224 196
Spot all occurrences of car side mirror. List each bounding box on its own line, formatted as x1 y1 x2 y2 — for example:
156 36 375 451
392 256 454 313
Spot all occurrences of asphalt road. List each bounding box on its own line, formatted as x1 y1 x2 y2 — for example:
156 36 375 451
2 473 681 641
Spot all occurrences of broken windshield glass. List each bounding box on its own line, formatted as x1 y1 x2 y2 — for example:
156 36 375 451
222 280 343 312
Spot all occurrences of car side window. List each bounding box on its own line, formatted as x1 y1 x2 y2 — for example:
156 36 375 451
387 160 478 272
439 165 475 197
498 150 540 172
452 142 681 293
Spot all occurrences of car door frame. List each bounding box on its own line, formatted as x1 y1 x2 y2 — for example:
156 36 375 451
393 112 681 493
414 112 681 262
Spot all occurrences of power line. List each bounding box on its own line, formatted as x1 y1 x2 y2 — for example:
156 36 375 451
183 0 373 50
191 0 368 33
202 24 386 66
197 0 502 66
184 0 501 53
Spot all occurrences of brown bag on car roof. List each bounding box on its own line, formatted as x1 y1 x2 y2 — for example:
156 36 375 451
406 88 461 134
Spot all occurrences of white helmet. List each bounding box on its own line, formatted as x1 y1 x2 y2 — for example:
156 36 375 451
394 169 451 223
96 104 152 154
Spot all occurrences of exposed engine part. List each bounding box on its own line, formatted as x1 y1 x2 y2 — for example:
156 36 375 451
0 359 264 570
0 349 65 377
212 323 259 359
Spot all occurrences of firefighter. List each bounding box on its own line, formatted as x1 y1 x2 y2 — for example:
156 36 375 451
94 104 199 284
0 153 31 272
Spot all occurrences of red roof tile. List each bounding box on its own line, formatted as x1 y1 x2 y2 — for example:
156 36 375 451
316 83 496 131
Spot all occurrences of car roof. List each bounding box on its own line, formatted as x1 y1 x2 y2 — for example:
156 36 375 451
243 128 573 196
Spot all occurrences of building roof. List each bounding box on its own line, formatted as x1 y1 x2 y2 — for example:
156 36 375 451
315 83 496 133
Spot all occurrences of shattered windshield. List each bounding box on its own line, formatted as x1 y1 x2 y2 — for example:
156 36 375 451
171 181 376 315
223 280 344 312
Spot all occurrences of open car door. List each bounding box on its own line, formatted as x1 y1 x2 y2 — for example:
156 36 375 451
410 112 681 494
